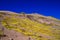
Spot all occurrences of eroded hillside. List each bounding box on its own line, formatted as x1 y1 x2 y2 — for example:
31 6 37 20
0 11 60 40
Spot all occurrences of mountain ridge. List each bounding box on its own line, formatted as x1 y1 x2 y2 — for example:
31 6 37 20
0 11 60 40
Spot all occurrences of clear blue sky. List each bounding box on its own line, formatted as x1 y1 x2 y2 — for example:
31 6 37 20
0 0 60 19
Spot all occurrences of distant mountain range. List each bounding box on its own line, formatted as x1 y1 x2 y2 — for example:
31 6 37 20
0 11 60 40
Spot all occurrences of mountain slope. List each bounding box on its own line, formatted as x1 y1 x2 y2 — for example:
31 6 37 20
0 11 60 40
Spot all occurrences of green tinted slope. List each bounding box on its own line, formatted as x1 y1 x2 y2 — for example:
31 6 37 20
1 14 60 40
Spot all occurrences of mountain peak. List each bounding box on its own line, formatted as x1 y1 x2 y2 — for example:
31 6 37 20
0 11 18 14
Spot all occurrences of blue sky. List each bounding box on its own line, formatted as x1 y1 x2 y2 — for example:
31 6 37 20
0 0 60 19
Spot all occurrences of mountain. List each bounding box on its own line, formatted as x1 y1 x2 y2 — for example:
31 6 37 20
0 11 60 40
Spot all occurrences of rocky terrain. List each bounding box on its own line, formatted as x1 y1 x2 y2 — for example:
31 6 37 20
0 11 60 40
